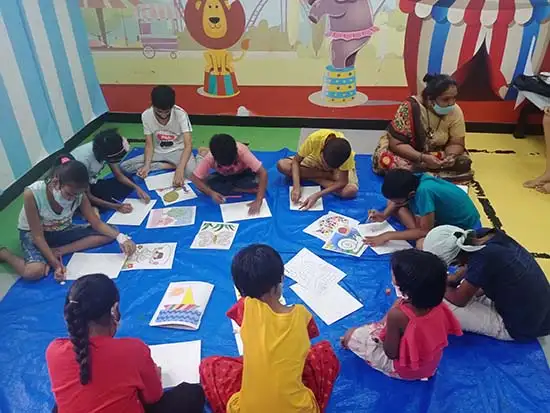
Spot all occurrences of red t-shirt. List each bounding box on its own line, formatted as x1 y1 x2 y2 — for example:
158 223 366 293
46 336 163 413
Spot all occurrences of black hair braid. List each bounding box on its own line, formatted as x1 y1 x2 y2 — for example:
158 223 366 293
65 301 91 385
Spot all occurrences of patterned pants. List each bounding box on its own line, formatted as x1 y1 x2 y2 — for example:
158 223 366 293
199 340 339 413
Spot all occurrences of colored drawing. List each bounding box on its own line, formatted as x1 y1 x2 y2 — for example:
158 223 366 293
190 221 239 250
150 281 214 330
146 206 196 229
123 243 177 271
322 226 367 257
184 0 249 98
303 211 360 242
156 185 197 206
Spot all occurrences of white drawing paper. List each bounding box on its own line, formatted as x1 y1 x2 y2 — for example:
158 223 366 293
357 222 412 255
291 283 363 325
303 211 360 242
220 198 272 222
145 172 175 191
107 199 156 226
284 248 345 294
122 243 177 271
65 252 127 280
156 184 197 206
190 221 239 250
289 186 323 211
150 281 214 330
146 207 196 229
149 340 201 388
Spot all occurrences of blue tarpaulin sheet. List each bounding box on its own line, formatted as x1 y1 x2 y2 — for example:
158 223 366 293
0 149 549 412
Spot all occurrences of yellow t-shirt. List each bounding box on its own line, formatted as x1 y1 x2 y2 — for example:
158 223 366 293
227 297 319 413
297 129 356 171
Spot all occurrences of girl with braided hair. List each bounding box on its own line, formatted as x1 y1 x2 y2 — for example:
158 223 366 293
47 273 205 413
341 249 462 380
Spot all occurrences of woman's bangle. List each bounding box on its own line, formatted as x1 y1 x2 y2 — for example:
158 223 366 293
418 153 423 163
116 233 131 244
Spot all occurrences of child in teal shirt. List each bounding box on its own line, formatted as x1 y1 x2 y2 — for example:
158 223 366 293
365 169 479 248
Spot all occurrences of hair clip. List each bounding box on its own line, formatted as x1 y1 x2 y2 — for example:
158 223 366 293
69 300 79 304
60 156 71 164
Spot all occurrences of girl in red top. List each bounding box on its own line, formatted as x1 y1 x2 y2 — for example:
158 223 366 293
46 273 205 413
341 249 462 380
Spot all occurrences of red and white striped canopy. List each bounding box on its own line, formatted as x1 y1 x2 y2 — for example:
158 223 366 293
79 0 140 8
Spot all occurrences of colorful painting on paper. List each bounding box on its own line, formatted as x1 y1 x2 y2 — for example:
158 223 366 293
190 221 239 250
80 0 550 122
322 226 367 257
123 242 177 270
146 206 196 229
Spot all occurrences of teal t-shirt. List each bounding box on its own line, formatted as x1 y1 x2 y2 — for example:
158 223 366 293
409 174 480 229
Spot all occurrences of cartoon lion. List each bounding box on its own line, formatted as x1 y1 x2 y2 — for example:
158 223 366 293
184 0 249 76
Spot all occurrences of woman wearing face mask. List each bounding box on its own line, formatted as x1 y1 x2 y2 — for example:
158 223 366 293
47 274 205 413
0 157 136 281
372 73 473 182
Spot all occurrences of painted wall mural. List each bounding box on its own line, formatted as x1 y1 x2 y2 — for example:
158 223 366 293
80 0 550 123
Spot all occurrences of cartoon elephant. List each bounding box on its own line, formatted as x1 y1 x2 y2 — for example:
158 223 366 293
308 0 380 69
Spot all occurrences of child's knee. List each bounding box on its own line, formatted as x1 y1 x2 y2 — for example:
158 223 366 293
339 184 358 199
276 158 291 175
22 263 48 280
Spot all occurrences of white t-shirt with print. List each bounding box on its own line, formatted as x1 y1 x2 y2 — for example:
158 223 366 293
71 142 105 184
141 105 193 154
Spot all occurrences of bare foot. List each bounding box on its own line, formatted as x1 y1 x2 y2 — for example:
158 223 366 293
536 182 550 194
524 174 550 188
0 247 8 261
198 147 209 157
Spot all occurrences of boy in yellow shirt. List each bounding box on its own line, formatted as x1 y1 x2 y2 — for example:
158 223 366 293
277 129 358 210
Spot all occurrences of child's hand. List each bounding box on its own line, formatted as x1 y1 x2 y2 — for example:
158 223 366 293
120 240 137 256
136 188 151 203
54 264 66 282
247 199 262 216
137 165 150 179
363 233 391 247
299 194 320 211
340 327 357 349
291 186 301 203
117 203 133 214
173 168 185 187
211 192 225 204
367 210 385 223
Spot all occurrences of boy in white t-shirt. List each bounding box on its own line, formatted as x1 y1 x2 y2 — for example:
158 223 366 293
120 85 197 187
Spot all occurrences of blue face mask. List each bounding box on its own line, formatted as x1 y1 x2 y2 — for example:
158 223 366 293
433 103 455 116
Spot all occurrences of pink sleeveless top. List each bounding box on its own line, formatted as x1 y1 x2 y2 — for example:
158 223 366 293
381 301 462 380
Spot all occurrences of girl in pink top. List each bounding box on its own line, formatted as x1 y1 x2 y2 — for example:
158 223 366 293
341 249 462 380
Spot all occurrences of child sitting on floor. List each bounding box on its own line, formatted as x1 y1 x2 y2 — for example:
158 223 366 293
341 249 462 380
199 244 339 413
364 169 479 248
277 129 358 210
47 273 205 413
121 85 196 187
0 157 136 281
190 134 268 215
71 129 150 213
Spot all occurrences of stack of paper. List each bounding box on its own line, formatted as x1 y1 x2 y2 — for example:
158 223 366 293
284 248 345 294
284 248 362 325
357 222 412 255
107 199 156 226
220 199 272 222
149 340 201 388
65 252 127 280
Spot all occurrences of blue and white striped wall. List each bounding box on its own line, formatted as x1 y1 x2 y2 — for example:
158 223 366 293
0 0 107 193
